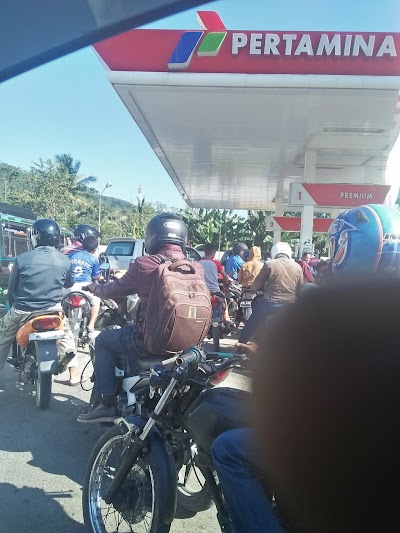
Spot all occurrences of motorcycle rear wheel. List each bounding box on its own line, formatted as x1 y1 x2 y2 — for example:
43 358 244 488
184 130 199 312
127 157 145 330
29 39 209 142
177 456 213 513
212 326 220 352
35 370 52 409
227 301 238 319
243 307 252 321
83 426 170 533
68 308 82 350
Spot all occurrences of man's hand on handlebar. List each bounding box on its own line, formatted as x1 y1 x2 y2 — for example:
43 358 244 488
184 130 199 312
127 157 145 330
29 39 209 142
236 342 258 356
83 282 98 293
112 270 126 279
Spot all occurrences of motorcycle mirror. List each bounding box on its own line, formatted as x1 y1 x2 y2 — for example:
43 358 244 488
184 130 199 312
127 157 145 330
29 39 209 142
100 263 110 270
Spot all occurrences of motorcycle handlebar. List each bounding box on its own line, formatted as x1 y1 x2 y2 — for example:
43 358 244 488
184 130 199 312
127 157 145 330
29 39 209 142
161 348 247 370
175 347 203 366
206 351 246 361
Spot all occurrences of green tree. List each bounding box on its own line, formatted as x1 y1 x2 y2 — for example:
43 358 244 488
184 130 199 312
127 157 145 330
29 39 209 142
243 210 274 248
54 153 97 190
180 208 250 249
30 159 73 220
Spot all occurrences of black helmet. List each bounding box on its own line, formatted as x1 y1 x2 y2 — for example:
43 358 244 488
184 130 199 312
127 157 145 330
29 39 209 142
145 212 188 254
233 242 248 255
31 218 61 248
73 224 100 243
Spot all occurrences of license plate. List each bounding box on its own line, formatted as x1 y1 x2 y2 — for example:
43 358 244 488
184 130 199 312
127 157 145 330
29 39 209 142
240 301 252 308
29 331 65 341
212 321 219 327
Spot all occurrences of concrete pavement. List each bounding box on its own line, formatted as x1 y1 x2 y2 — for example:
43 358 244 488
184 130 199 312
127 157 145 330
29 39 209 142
0 333 249 533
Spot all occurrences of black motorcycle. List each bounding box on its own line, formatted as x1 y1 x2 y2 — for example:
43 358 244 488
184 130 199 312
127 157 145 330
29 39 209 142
62 290 92 349
224 282 241 319
82 348 258 533
238 288 262 322
207 293 235 351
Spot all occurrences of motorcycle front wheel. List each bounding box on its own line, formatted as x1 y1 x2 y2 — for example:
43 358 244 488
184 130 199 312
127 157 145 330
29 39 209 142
83 426 171 533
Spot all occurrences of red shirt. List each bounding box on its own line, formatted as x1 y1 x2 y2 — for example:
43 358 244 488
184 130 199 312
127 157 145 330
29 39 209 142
212 259 224 279
60 241 82 256
298 259 315 284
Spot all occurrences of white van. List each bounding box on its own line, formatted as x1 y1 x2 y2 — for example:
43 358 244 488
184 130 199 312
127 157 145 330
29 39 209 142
105 238 146 271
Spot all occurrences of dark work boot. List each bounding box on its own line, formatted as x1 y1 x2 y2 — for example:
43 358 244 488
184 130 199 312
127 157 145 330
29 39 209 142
77 395 117 423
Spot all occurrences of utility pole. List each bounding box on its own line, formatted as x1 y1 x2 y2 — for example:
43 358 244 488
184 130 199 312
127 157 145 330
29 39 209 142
137 185 144 237
98 182 112 239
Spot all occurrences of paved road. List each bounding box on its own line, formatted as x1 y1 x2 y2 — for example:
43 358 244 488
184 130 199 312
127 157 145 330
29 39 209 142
0 335 249 533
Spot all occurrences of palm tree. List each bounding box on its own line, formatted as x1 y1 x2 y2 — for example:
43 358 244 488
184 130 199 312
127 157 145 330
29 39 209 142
54 153 97 190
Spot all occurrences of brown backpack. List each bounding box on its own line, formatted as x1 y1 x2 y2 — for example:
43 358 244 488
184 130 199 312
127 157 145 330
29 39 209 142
144 255 211 356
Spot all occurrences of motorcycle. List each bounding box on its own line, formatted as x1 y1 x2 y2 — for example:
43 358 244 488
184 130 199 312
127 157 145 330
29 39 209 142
208 293 235 351
82 348 268 533
7 311 66 409
223 282 241 319
238 288 262 322
62 263 140 350
62 290 92 349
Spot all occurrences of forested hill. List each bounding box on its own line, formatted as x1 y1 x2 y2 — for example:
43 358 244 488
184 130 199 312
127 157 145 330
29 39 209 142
0 156 330 253
0 158 169 241
0 161 133 213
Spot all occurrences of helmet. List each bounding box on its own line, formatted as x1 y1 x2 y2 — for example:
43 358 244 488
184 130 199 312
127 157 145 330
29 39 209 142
145 212 188 254
328 204 400 279
31 218 61 248
271 242 292 259
73 224 100 243
232 242 248 255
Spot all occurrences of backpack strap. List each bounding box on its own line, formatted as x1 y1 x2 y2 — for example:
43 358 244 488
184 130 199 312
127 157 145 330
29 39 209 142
152 254 173 265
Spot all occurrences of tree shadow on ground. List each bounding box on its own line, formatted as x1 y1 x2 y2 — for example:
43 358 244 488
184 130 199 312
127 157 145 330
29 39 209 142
0 483 84 532
0 364 103 486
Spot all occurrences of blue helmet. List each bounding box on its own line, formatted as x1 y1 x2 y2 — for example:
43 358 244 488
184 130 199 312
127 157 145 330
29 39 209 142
328 204 400 278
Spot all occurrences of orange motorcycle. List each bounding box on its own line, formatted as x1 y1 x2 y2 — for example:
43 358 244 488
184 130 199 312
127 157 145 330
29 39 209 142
8 312 65 409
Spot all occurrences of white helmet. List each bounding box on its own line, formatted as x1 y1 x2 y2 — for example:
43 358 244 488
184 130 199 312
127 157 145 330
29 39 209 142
271 242 292 259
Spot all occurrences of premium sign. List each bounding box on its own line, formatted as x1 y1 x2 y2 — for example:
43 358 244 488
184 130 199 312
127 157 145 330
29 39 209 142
289 183 390 208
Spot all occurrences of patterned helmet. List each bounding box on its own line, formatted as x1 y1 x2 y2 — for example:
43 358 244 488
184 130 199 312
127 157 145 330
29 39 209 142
328 204 400 278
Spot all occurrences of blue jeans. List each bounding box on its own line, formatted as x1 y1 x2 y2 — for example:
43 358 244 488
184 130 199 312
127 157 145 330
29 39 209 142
212 429 284 533
94 325 146 396
239 298 284 344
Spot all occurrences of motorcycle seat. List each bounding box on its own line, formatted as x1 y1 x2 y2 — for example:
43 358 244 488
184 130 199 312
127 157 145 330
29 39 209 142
135 355 170 371
23 309 62 320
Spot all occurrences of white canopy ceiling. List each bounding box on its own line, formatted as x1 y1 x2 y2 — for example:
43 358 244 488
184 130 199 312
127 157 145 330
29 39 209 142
107 71 400 209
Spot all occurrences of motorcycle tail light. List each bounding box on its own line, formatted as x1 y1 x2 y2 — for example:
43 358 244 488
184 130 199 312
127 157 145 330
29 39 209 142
210 368 232 385
32 315 62 331
211 295 220 306
68 295 86 307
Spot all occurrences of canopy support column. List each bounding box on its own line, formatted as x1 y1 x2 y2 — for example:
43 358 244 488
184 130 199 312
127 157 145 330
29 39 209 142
273 195 284 244
299 151 316 255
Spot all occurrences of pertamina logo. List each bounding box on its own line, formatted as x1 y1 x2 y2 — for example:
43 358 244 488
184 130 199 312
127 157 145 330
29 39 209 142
167 11 397 71
168 11 227 70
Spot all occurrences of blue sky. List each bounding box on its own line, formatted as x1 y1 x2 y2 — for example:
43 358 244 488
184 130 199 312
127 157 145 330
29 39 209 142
0 0 399 208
